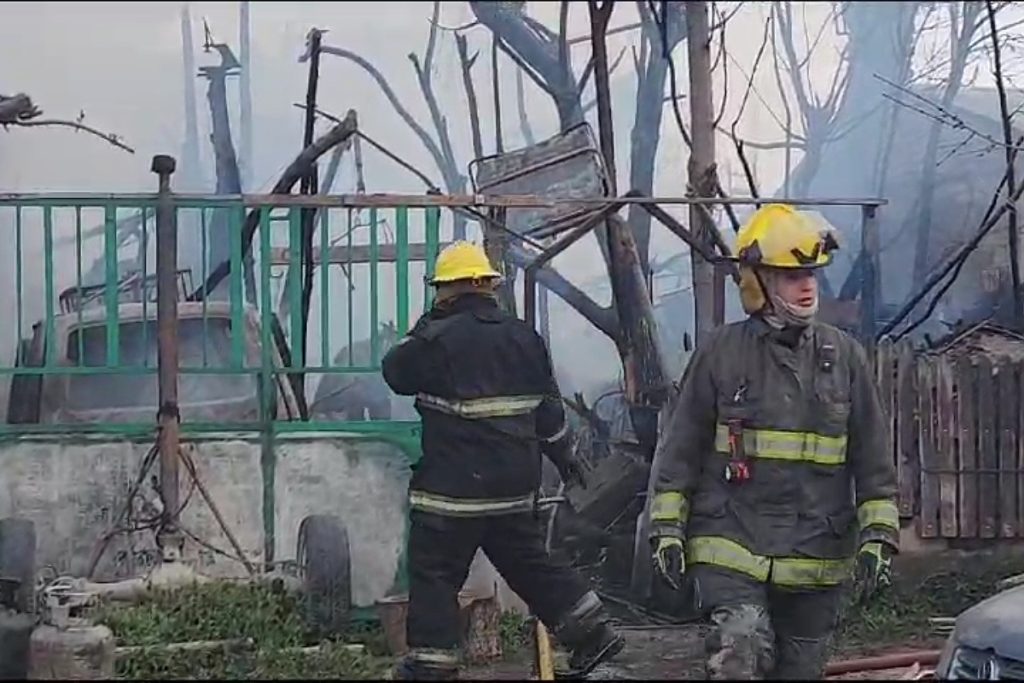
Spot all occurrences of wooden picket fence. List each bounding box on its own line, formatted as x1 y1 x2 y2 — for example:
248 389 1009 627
876 339 1024 540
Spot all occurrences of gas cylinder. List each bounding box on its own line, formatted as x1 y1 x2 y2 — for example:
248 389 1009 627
28 581 114 680
0 577 34 680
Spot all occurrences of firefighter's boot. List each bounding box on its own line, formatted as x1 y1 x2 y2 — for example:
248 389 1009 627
555 591 626 677
393 650 460 681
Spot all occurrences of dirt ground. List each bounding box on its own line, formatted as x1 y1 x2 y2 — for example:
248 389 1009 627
464 548 1022 680
465 625 937 680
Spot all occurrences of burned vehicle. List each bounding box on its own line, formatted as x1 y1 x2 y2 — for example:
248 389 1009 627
936 584 1024 679
6 271 303 425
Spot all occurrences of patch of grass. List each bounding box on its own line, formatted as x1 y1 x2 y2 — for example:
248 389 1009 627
93 583 392 680
835 551 1024 656
498 610 532 657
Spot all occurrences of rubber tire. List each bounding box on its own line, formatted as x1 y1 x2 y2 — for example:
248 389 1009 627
297 515 352 636
0 519 35 614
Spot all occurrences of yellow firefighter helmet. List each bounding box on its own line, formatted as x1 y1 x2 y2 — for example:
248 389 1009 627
734 204 840 314
430 241 502 285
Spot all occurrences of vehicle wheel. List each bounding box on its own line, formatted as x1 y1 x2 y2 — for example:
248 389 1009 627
0 518 35 613
297 515 352 636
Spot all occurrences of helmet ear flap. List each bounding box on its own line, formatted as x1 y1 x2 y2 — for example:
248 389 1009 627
738 240 763 266
739 266 767 315
822 231 840 254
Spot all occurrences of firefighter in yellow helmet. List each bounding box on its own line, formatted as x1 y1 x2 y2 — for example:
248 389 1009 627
383 241 624 680
647 205 899 679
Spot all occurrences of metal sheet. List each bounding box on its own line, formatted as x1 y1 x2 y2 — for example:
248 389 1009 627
470 123 610 237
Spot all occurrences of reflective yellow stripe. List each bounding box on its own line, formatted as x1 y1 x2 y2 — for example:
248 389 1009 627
417 393 544 419
542 421 569 444
714 424 847 465
858 499 899 531
772 557 853 587
651 491 690 524
409 490 534 516
687 536 771 582
409 648 459 665
687 536 853 587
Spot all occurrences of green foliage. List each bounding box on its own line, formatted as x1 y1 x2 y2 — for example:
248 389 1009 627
836 552 1024 655
94 583 392 680
498 610 531 656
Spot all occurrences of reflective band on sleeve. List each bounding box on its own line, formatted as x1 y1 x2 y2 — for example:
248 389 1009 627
651 491 689 524
714 425 847 465
542 421 569 444
408 648 460 666
409 490 535 517
687 536 853 587
772 556 853 587
686 536 771 582
417 393 544 419
857 499 899 531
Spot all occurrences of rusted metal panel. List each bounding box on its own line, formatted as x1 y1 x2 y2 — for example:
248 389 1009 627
956 356 978 538
936 358 958 538
977 357 998 538
998 364 1019 537
469 123 610 238
918 358 939 538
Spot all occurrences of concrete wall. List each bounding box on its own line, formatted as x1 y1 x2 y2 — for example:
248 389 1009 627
0 433 412 608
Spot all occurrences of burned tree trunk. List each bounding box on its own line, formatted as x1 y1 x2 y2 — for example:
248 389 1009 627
474 0 669 450
239 1 254 189
628 3 685 273
590 0 669 450
205 67 247 302
200 27 257 305
685 1 719 346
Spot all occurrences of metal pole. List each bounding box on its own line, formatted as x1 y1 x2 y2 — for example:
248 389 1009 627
153 154 181 534
860 204 880 349
524 267 538 329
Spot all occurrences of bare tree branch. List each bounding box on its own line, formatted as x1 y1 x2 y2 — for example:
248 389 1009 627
429 18 481 32
729 12 773 197
409 3 461 183
713 5 730 129
876 74 1024 151
1 93 134 154
558 0 571 72
514 66 537 146
769 8 795 194
7 119 136 154
315 45 453 183
986 0 1021 322
456 33 485 159
471 0 583 128
189 110 360 302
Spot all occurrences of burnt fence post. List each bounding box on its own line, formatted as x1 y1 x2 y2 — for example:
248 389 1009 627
152 154 181 545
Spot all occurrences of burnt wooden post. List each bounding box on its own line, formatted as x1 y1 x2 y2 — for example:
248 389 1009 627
153 155 181 539
860 204 880 351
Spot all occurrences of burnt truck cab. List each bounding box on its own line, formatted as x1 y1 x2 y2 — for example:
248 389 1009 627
7 299 303 426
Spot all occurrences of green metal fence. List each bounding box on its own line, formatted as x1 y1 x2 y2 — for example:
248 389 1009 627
0 195 446 448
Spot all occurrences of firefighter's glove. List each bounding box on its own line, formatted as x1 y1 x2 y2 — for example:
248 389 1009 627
652 537 686 591
855 541 893 604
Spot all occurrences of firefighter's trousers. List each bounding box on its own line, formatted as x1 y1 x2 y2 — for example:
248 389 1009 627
693 565 843 680
406 509 590 658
